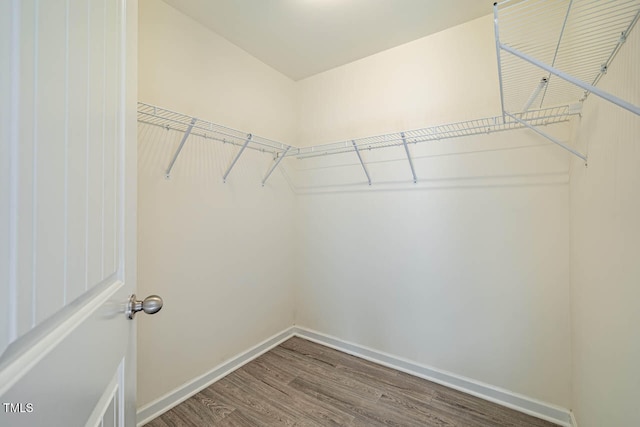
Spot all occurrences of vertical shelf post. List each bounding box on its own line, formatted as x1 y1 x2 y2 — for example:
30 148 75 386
165 118 197 179
352 141 372 186
223 134 252 183
493 2 506 121
401 133 417 184
262 146 291 186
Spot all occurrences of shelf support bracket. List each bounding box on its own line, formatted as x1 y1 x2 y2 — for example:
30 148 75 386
352 141 372 186
401 133 417 183
499 43 640 116
506 112 587 163
262 146 291 187
223 134 252 183
165 118 196 178
493 3 506 122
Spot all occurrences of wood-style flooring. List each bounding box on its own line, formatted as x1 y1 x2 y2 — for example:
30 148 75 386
145 337 559 426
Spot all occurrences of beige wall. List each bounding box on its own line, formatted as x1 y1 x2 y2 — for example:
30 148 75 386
296 16 501 146
137 0 297 408
293 15 572 408
137 4 640 421
138 0 296 145
569 24 640 427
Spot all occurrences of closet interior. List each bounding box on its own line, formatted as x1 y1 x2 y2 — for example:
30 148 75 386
136 0 640 426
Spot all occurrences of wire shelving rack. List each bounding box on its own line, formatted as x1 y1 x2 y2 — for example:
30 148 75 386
138 0 640 184
494 0 640 117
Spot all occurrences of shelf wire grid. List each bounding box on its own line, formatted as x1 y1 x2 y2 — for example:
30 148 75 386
137 102 292 156
496 0 640 112
290 106 577 159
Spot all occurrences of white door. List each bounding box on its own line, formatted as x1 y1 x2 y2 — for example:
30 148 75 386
0 1 139 426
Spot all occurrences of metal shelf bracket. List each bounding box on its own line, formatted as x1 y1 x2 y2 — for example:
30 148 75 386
493 2 506 121
352 141 372 186
165 117 196 179
401 133 418 184
223 134 252 183
506 112 587 163
262 146 291 186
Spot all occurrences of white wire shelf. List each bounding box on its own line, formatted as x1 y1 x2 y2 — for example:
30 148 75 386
138 102 580 183
137 102 292 156
138 1 638 180
288 106 578 159
495 0 640 115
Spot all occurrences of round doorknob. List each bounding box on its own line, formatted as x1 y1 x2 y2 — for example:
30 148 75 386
126 294 163 319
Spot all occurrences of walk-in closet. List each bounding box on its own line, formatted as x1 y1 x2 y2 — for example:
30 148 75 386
1 0 638 426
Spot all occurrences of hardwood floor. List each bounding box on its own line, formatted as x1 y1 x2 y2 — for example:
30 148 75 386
145 337 559 427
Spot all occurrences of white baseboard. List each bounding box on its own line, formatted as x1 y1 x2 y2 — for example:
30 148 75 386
136 327 295 426
137 325 574 427
291 326 573 427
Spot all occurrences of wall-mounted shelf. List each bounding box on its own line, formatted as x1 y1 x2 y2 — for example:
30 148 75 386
137 102 293 183
494 0 640 162
138 102 579 185
138 0 639 184
288 106 577 160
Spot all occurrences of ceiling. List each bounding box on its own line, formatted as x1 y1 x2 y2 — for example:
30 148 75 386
160 0 498 81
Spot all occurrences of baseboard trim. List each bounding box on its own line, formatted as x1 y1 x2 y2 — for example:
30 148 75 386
135 327 295 426
291 326 573 427
137 325 574 427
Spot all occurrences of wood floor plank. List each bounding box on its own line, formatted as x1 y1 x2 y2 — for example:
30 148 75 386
145 396 232 427
288 375 409 427
239 360 357 426
207 374 302 426
213 410 260 427
145 337 560 427
233 367 354 427
268 348 383 403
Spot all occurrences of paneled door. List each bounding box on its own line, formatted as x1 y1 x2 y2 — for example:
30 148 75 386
0 1 139 426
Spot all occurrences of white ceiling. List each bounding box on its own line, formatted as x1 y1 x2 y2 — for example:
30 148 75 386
160 0 498 81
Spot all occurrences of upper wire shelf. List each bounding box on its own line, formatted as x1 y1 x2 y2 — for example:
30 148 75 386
289 106 578 159
137 102 292 156
141 0 640 181
495 0 640 115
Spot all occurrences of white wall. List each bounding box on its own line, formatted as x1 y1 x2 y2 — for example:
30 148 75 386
138 0 296 144
294 15 572 407
137 5 581 415
137 0 297 408
569 25 640 427
296 16 501 146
